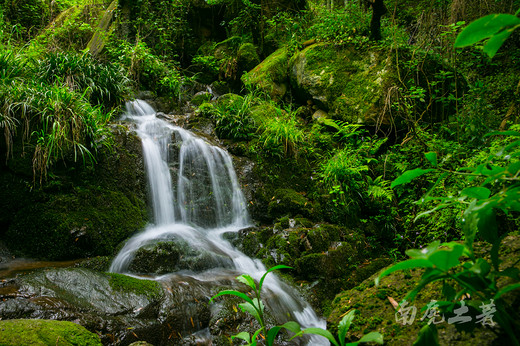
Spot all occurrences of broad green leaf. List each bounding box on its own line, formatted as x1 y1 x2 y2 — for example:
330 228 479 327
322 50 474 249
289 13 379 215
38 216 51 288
267 321 301 346
280 321 302 334
483 130 520 137
454 14 520 47
495 283 520 299
237 274 257 290
460 187 491 200
483 27 515 58
428 244 464 271
232 332 252 344
267 326 282 345
406 241 441 259
425 152 438 167
376 259 434 286
338 310 357 343
391 169 434 188
358 331 384 344
210 290 254 305
475 205 498 243
412 324 439 346
442 282 457 301
239 302 261 321
302 328 339 346
468 259 491 275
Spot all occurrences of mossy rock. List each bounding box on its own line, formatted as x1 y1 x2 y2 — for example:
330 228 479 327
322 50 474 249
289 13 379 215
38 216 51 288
289 43 460 127
5 188 146 260
106 272 162 300
267 188 316 219
242 47 290 101
0 319 102 345
236 43 260 74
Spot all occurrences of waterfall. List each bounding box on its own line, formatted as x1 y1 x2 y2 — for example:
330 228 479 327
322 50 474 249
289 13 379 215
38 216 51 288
110 100 326 343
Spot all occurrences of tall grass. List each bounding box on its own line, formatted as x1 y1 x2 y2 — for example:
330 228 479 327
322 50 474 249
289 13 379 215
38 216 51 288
36 51 130 110
0 48 115 183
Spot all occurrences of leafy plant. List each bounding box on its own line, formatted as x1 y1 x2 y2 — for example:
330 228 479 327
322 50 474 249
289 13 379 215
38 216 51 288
210 265 384 345
379 131 520 344
259 105 305 158
454 10 520 58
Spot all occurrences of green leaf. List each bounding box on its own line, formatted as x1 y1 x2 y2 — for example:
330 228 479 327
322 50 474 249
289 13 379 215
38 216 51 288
239 301 261 321
454 14 520 47
460 187 491 200
358 331 384 344
483 130 520 137
391 169 434 188
267 321 301 346
232 331 252 344
406 241 441 259
376 259 434 286
428 245 464 271
338 310 357 343
468 258 491 275
412 324 439 346
495 283 520 299
210 290 254 306
237 274 257 290
425 152 438 167
483 27 514 58
302 328 339 346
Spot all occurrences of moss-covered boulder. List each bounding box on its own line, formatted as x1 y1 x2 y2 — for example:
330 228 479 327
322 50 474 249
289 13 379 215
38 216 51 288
289 43 393 124
5 189 146 260
289 43 459 127
237 43 260 74
237 223 387 310
267 188 317 219
0 124 147 260
242 47 290 101
327 235 520 344
0 319 102 346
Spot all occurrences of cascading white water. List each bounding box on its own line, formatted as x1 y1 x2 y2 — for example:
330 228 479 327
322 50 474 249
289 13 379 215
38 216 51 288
110 100 326 343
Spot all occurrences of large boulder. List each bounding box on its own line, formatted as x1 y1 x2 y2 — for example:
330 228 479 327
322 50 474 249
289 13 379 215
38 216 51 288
242 47 291 101
289 43 459 127
0 124 148 260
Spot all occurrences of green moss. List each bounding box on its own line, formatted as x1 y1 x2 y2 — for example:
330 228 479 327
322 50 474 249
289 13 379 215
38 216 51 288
237 43 260 73
0 319 102 346
106 273 162 300
5 188 146 260
242 47 290 101
267 188 315 219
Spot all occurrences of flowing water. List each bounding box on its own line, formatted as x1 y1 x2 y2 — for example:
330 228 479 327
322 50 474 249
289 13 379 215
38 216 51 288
110 100 326 343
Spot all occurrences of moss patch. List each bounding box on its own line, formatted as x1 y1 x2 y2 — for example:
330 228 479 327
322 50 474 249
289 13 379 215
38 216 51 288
5 188 146 260
106 273 162 300
0 319 102 346
242 47 290 101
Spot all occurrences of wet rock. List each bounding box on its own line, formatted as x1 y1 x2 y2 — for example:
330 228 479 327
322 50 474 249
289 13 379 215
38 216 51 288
128 240 234 275
0 268 221 345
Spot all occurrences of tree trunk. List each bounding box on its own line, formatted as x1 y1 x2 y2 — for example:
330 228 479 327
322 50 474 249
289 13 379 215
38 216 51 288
368 0 387 41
